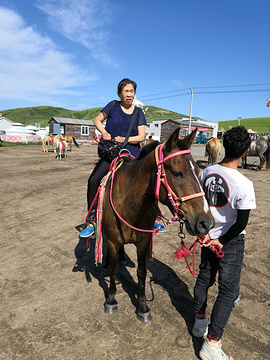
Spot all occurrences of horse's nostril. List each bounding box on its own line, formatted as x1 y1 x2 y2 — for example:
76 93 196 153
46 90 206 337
198 219 214 234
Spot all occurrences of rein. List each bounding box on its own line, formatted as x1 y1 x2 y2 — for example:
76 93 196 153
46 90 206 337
109 143 205 234
173 232 224 276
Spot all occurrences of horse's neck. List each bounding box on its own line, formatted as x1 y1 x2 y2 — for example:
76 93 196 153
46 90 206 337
120 152 157 193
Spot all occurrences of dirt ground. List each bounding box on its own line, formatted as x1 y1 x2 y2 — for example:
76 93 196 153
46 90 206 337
0 142 269 360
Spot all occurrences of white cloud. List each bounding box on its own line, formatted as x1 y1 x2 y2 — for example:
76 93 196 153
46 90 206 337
0 6 96 104
171 79 183 88
36 0 117 66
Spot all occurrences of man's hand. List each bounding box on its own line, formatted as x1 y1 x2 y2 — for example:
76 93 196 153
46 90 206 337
203 238 223 253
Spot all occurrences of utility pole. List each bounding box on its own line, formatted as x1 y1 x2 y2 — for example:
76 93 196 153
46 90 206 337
188 88 193 134
238 117 241 126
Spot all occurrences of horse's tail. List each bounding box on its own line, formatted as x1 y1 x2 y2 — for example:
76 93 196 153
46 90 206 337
265 142 270 170
73 137 80 148
205 144 208 157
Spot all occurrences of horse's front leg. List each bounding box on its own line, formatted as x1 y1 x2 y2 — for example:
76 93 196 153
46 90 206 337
136 236 152 322
242 156 247 168
104 239 119 314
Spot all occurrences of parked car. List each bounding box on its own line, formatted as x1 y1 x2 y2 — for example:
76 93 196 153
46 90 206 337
196 133 209 144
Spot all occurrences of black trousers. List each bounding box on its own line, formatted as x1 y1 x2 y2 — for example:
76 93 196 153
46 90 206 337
86 158 111 222
194 234 245 340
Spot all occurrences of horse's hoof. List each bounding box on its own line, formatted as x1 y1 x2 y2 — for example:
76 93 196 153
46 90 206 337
104 302 118 314
137 310 152 323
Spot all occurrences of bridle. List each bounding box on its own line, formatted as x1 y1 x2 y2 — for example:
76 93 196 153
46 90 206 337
154 143 205 217
109 142 205 233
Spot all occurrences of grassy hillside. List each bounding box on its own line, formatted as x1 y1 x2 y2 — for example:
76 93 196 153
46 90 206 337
1 105 187 128
1 105 269 133
219 117 270 133
1 106 101 128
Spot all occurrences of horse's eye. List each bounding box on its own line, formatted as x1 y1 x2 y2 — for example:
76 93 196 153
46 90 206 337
173 171 184 178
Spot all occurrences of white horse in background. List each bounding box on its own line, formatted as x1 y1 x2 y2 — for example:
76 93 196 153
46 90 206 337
55 135 67 159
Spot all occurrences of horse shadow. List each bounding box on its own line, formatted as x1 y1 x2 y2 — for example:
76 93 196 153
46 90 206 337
72 228 202 358
240 160 261 171
73 225 136 299
146 259 203 357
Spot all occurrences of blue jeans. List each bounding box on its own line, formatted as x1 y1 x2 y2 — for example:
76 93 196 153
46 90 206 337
193 234 245 340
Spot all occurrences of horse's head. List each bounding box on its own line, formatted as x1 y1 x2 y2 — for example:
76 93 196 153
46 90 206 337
158 128 214 236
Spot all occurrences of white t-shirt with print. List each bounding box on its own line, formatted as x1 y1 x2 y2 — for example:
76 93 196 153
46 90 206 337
199 163 256 239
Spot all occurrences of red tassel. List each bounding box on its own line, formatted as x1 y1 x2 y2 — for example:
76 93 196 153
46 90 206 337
173 245 190 260
173 240 201 276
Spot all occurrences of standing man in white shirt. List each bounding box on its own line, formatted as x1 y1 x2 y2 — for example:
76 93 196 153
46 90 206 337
192 126 256 360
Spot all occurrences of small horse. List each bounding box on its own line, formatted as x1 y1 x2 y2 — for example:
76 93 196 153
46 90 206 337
63 135 80 151
205 137 221 165
42 135 55 153
55 136 67 159
101 128 214 321
242 139 270 170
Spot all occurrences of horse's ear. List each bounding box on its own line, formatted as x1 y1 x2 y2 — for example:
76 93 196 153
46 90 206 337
183 128 197 147
164 128 181 152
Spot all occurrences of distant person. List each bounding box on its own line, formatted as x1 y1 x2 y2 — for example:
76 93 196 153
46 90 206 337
192 126 256 360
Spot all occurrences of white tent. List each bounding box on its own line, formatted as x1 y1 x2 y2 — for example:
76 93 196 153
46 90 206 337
2 125 41 143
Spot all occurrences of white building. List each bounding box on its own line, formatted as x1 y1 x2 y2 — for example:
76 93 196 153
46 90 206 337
145 118 218 142
0 116 19 131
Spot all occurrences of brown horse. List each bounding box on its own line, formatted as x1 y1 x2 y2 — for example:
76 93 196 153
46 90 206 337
101 128 214 321
43 135 79 153
42 135 55 153
205 137 221 165
63 135 79 151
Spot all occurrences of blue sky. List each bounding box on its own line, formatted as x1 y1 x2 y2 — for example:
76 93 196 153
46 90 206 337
0 0 269 122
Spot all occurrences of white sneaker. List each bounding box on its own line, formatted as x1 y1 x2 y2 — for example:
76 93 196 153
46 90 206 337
192 316 210 337
199 339 234 360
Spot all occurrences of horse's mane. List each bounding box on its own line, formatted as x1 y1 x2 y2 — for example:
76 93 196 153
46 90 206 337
137 138 189 161
137 141 160 160
176 139 189 150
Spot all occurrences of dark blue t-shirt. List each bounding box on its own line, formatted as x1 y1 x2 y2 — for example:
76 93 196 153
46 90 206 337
102 100 146 158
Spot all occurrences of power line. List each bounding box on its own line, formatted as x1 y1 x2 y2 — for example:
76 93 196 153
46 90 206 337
87 83 270 107
192 83 270 89
140 88 270 102
139 83 270 101
196 89 270 94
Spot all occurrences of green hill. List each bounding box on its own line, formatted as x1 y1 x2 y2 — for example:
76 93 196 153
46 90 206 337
1 106 269 133
219 118 270 134
1 105 187 128
1 106 100 127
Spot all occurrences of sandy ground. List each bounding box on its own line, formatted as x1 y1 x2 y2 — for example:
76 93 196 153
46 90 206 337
0 142 269 360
